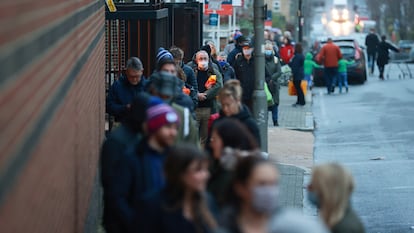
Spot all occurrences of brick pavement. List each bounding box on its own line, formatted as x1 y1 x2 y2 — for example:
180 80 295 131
268 86 315 209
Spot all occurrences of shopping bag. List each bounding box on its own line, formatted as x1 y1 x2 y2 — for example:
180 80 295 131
264 82 274 106
288 80 308 96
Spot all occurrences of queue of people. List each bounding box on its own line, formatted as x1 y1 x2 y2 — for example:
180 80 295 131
102 30 366 233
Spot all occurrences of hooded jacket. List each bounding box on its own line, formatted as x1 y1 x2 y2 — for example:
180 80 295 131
304 52 321 75
106 75 147 122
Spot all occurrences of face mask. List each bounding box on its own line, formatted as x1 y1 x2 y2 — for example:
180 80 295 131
307 191 321 208
198 60 209 70
243 48 253 56
252 185 279 214
218 60 227 67
265 50 273 57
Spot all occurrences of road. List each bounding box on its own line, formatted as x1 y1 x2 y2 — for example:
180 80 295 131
312 66 414 232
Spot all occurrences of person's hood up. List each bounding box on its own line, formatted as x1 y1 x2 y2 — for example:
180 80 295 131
305 52 313 60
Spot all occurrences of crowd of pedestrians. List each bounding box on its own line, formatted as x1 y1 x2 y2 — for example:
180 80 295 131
102 29 365 233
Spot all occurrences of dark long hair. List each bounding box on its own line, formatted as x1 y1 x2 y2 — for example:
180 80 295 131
212 118 259 151
163 144 217 231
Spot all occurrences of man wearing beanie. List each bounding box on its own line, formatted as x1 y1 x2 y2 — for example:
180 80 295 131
107 57 147 126
106 102 179 233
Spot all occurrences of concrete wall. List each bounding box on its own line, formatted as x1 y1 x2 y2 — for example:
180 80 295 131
0 0 105 232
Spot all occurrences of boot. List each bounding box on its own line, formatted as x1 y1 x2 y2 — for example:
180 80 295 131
273 120 279 126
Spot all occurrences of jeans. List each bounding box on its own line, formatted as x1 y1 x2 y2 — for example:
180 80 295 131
304 74 312 88
270 104 279 123
293 80 305 105
195 107 211 147
367 51 376 73
324 67 338 93
338 72 348 92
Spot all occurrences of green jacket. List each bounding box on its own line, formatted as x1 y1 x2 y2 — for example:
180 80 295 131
338 59 355 73
304 52 321 75
265 56 282 105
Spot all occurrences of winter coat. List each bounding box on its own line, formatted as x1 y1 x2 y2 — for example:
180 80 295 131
331 205 365 233
194 67 223 112
376 40 399 66
265 55 282 105
220 62 236 83
106 75 147 122
365 33 380 54
104 139 169 233
304 52 321 75
289 53 305 81
101 125 142 233
207 158 233 207
182 64 199 108
233 55 256 107
227 45 242 66
140 190 218 233
317 41 342 68
280 44 295 64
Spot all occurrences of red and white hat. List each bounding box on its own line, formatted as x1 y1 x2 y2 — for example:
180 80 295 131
146 103 179 134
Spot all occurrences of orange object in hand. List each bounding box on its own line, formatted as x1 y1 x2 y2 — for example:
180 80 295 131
182 87 191 95
205 75 217 89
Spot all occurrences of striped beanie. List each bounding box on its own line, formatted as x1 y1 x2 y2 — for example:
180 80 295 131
146 103 179 134
156 47 174 64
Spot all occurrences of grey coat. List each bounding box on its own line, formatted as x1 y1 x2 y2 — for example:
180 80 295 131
265 56 282 105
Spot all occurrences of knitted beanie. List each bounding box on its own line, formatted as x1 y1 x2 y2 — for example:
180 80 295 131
146 103 179 134
156 47 174 64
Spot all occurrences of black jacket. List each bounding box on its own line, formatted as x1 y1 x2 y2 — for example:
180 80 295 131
233 56 256 105
365 33 380 53
376 40 399 66
289 53 305 81
182 64 199 108
332 205 365 233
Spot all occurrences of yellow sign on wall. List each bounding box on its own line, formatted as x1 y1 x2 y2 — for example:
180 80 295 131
105 0 117 12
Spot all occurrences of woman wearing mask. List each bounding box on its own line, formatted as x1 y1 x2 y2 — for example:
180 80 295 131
141 144 218 233
221 154 281 233
207 118 259 207
288 43 305 107
264 41 282 126
307 163 365 233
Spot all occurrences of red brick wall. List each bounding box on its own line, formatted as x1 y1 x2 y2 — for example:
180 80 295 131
0 0 105 232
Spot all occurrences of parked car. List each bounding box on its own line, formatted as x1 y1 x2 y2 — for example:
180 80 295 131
312 37 367 86
390 40 414 62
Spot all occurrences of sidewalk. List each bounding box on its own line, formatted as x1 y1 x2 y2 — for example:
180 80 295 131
268 86 314 209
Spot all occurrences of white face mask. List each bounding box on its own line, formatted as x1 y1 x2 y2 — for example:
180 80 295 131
243 48 254 56
252 185 280 214
198 60 209 70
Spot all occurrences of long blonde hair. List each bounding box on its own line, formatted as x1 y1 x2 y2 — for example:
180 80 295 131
218 79 243 101
311 163 354 228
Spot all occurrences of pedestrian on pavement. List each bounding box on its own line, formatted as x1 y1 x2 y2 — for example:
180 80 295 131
223 31 242 56
207 118 259 207
217 52 236 83
365 28 380 75
279 36 295 64
220 154 281 233
105 102 179 233
147 72 199 145
201 43 224 77
193 50 223 147
304 52 321 89
337 58 354 93
140 144 219 233
170 46 199 108
232 38 256 112
317 38 342 94
376 35 399 80
101 94 160 233
307 163 365 233
289 43 305 107
106 57 147 124
264 41 282 126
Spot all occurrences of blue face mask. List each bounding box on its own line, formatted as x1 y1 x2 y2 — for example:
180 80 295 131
265 50 273 57
307 191 321 208
218 60 227 67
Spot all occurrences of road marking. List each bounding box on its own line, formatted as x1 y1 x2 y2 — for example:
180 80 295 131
318 90 329 125
383 186 414 190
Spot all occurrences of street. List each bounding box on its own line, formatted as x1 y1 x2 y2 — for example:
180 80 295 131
312 67 414 232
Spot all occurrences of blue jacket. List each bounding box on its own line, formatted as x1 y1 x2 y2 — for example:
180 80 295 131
289 53 305 81
227 45 242 66
106 75 147 121
182 64 199 108
105 139 168 233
